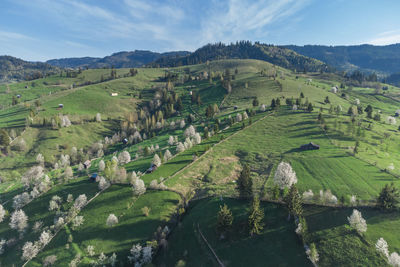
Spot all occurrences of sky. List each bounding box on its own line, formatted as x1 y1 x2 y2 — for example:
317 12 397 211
1 0 400 61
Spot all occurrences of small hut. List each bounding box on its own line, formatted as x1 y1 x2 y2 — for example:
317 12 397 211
58 104 64 108
146 164 157 174
300 142 320 151
111 93 118 97
395 109 400 117
122 138 128 145
89 173 98 182
83 160 91 169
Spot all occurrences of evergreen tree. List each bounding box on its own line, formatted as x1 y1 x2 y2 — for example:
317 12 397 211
0 129 10 147
270 99 276 109
377 183 400 211
300 92 305 98
175 98 183 111
216 204 233 235
307 103 313 112
285 185 303 218
252 97 259 107
324 96 330 104
248 196 264 236
237 164 253 198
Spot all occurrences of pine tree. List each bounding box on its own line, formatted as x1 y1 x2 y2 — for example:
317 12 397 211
377 183 400 211
307 103 313 112
237 164 253 198
285 185 303 218
248 196 264 236
216 204 233 235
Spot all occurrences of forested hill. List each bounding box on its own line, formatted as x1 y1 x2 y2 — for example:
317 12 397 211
0 56 59 83
47 50 190 69
284 44 400 74
148 42 331 73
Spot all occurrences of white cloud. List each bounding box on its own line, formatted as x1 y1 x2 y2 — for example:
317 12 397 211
0 30 34 41
200 0 311 44
368 30 400 45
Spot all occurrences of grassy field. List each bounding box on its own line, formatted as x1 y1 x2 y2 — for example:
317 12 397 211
155 197 311 267
0 177 99 266
304 205 396 266
29 187 181 266
171 109 399 201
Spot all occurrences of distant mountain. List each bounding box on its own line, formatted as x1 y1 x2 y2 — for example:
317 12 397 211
0 56 59 83
283 44 400 74
148 41 331 73
46 57 100 68
46 50 191 69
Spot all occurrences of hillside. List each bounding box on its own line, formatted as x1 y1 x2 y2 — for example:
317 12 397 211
0 59 400 266
284 44 400 75
0 56 59 83
149 41 332 73
46 50 190 69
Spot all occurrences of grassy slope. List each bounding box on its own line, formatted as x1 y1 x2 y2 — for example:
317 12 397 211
29 188 181 266
0 178 99 266
155 197 311 267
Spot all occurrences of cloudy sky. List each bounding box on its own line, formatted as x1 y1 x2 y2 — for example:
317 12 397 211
1 0 400 61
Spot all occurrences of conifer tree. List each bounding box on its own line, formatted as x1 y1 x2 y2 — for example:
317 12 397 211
285 185 303 218
216 204 233 235
237 164 253 198
248 196 264 236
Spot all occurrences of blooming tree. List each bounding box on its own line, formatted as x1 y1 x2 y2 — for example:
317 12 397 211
74 194 87 210
21 241 39 260
387 116 397 125
132 178 146 196
273 162 297 189
0 204 5 222
302 190 314 202
163 150 172 162
72 216 85 229
389 252 400 267
118 151 131 164
184 125 196 138
98 160 105 172
348 209 367 233
176 142 185 153
106 214 118 227
375 237 389 258
39 230 52 246
9 210 28 233
152 154 161 167
168 136 175 146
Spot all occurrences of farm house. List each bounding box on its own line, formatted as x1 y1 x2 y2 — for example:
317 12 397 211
300 142 320 150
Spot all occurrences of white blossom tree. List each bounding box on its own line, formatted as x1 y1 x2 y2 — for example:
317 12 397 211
98 176 110 190
132 178 146 196
260 104 266 112
21 165 44 189
152 154 161 167
0 239 5 255
389 252 400 267
39 230 52 246
193 132 202 145
43 255 57 266
179 119 185 129
350 195 357 206
13 192 31 209
106 214 118 227
348 209 367 234
128 243 142 263
302 190 314 202
375 237 389 258
236 113 242 122
176 142 185 153
243 112 248 120
96 113 102 122
273 162 297 189
184 125 196 138
118 151 131 164
98 160 105 172
64 166 73 179
21 241 39 260
168 136 175 146
74 194 87 210
72 216 85 229
387 116 397 125
87 245 95 256
163 150 172 162
0 204 5 222
142 246 152 265
36 153 44 166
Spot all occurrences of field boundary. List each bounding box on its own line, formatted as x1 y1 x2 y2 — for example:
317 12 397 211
197 223 225 267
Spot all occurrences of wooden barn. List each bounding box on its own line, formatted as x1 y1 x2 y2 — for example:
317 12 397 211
300 142 320 151
83 160 91 169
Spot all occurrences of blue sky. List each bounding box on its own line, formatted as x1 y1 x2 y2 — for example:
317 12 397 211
1 0 400 61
